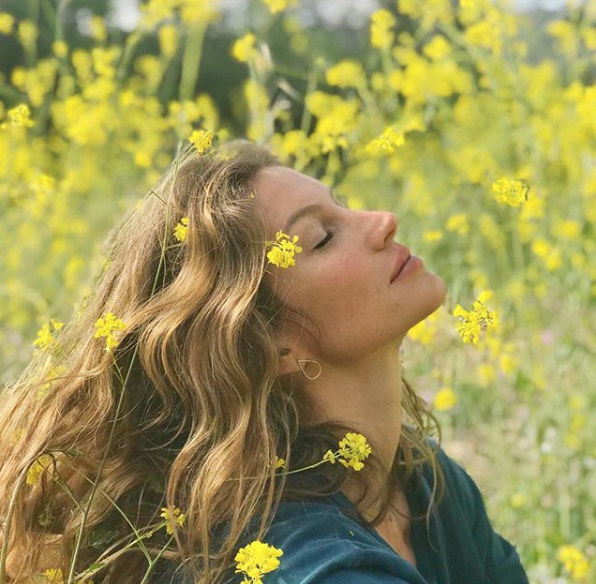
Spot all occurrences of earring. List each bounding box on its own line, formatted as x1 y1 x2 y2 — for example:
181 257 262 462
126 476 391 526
296 359 322 380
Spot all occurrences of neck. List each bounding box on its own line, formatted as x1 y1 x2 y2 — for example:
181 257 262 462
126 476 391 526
302 344 404 517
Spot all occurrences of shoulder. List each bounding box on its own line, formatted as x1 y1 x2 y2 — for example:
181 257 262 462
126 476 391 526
236 501 419 584
423 436 486 520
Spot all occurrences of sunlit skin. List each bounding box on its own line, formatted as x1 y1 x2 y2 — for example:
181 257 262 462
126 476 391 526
253 165 447 523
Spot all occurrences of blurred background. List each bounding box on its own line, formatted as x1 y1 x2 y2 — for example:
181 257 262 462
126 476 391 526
1 0 595 582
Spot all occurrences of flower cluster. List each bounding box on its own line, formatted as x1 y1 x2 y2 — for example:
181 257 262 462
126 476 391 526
234 540 283 584
93 312 127 353
26 454 53 486
232 32 257 63
174 216 190 242
160 505 186 535
492 178 530 207
452 291 499 344
42 568 64 583
323 432 372 472
433 387 458 411
263 0 296 14
189 129 214 154
2 103 34 128
265 230 303 269
558 544 589 581
33 318 64 352
365 127 406 155
370 9 396 49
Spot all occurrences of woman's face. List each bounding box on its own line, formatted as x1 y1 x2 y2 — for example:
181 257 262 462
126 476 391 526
253 165 447 364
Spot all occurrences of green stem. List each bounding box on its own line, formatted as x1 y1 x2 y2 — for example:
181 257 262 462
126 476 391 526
59 457 157 564
0 456 50 582
224 451 344 481
116 31 142 83
299 61 319 135
25 0 40 67
139 535 175 584
179 24 206 102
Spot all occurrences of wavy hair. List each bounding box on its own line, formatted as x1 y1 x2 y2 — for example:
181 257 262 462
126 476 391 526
0 140 445 584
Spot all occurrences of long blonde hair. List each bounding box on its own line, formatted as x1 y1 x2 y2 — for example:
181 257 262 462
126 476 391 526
0 140 445 584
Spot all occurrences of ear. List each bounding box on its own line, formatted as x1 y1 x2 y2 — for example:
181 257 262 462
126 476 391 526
277 346 299 377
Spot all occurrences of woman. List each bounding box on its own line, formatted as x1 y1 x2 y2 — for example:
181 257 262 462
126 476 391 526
0 141 529 584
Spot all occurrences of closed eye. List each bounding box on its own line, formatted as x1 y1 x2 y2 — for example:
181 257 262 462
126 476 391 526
314 230 334 250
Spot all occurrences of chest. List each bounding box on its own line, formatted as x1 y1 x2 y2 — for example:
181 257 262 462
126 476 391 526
376 525 417 569
373 492 417 569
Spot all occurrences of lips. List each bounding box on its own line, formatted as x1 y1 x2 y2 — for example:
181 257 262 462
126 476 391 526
390 248 411 283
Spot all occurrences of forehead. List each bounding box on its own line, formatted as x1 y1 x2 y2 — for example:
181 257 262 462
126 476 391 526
252 166 328 236
253 166 326 208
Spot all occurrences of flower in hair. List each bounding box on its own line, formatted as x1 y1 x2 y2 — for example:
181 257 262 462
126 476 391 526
234 540 283 584
266 230 303 269
93 312 127 352
33 318 64 351
27 454 53 486
174 216 189 242
42 568 64 583
160 506 186 535
188 129 213 154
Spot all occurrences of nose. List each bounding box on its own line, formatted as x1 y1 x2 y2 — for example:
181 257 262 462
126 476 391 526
372 211 398 249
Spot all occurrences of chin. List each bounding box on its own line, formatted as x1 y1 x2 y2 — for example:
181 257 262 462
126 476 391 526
413 273 447 322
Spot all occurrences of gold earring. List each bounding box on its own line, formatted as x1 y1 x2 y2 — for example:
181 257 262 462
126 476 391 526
296 359 322 380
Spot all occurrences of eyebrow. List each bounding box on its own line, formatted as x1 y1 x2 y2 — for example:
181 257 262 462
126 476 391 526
283 188 344 233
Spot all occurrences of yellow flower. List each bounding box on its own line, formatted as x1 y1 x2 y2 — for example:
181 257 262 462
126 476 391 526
33 318 65 351
9 427 26 447
446 213 469 236
160 506 186 535
453 290 498 344
42 568 64 583
336 432 372 472
433 387 457 411
18 20 38 49
422 230 444 243
274 457 285 469
38 364 68 400
189 129 214 154
93 312 126 353
266 230 303 269
234 540 283 584
27 454 53 486
365 127 405 155
492 178 530 207
325 60 365 89
90 16 107 42
509 493 526 509
232 33 257 63
158 24 179 58
263 0 295 13
5 103 34 128
370 9 396 49
174 216 190 242
558 544 590 581
52 40 68 58
323 450 337 464
0 12 15 35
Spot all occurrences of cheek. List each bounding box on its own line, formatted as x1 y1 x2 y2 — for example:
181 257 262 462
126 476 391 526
306 255 369 307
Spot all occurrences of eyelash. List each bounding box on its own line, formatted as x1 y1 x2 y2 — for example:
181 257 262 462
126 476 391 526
314 230 334 250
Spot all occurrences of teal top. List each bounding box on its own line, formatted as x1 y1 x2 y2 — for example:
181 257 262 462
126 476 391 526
153 441 530 584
